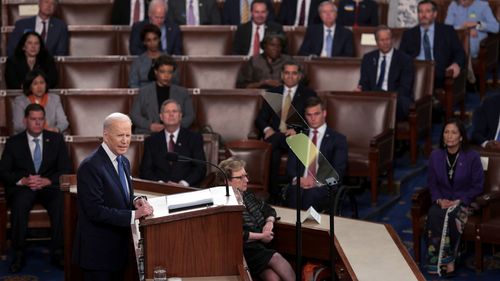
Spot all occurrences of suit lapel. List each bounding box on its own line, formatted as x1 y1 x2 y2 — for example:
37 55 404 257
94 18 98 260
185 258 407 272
371 52 380 88
21 132 37 173
99 147 129 204
39 132 52 173
388 51 398 89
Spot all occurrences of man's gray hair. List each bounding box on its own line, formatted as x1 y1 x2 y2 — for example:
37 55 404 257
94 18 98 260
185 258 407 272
160 99 182 113
318 1 337 13
103 113 132 131
148 0 168 14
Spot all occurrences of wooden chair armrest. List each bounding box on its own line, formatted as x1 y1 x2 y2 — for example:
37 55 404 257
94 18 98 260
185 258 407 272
370 129 394 165
411 187 432 218
475 190 500 207
478 34 499 64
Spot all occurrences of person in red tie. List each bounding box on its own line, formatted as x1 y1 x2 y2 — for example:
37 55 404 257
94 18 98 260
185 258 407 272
232 0 285 55
285 96 348 211
277 0 327 26
337 0 379 27
7 0 68 56
112 0 149 25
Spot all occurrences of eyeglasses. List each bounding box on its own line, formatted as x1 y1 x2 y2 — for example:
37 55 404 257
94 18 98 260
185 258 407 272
230 174 249 181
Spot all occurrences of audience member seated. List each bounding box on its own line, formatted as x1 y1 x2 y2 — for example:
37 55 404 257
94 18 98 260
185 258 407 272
5 31 58 90
218 157 295 281
399 0 465 88
298 1 354 57
167 0 221 25
222 0 276 25
129 24 165 88
356 25 414 121
425 118 484 277
444 0 499 58
277 0 326 26
112 0 149 25
337 0 378 27
255 60 317 200
232 0 285 56
0 104 71 273
140 99 206 187
237 32 292 89
286 96 348 211
131 55 194 134
472 93 500 149
129 0 183 55
12 69 68 135
7 0 68 57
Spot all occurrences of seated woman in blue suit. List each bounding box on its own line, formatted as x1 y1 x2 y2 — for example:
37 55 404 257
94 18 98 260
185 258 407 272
12 69 68 134
426 118 484 276
219 157 295 281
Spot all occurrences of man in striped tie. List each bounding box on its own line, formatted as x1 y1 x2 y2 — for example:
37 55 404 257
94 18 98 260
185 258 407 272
0 103 71 272
285 96 348 211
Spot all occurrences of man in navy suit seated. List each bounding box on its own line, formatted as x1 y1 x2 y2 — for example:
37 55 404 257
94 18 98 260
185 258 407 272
140 99 207 187
298 1 354 57
7 0 68 56
73 112 153 281
357 25 414 121
129 0 183 55
0 103 71 273
222 0 276 25
398 0 465 89
286 96 348 211
472 94 500 150
277 0 327 26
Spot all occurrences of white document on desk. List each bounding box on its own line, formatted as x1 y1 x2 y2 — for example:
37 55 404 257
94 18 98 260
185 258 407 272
301 206 321 224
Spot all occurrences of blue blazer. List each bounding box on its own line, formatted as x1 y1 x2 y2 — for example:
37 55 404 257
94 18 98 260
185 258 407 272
7 16 68 56
277 0 326 26
222 0 276 25
337 0 378 27
472 94 500 145
286 127 348 181
73 146 135 271
129 18 183 55
427 148 484 205
140 128 206 186
399 22 465 88
255 84 317 134
298 24 354 57
359 49 414 120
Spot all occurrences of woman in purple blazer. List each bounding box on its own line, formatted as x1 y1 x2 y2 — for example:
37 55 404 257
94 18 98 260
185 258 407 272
426 118 484 277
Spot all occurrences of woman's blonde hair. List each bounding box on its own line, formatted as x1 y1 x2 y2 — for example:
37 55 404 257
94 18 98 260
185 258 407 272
218 157 246 184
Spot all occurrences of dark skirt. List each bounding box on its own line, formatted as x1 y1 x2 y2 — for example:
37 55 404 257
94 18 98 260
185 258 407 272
243 241 276 275
426 203 470 273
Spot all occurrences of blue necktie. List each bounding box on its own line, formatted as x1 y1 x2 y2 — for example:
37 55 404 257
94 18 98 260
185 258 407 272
423 29 432 60
117 155 130 201
377 55 386 90
33 138 42 173
325 29 333 57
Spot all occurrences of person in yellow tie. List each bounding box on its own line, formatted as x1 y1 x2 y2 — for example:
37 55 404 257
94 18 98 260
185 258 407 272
255 60 317 203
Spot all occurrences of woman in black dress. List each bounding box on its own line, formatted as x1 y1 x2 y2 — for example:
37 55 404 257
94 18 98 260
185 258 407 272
219 157 295 281
5 31 58 89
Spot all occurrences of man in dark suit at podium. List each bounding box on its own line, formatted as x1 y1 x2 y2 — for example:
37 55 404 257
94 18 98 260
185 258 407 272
0 103 71 273
140 99 206 187
73 112 153 281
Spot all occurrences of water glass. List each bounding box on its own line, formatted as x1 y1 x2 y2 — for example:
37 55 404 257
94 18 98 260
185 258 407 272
153 266 167 281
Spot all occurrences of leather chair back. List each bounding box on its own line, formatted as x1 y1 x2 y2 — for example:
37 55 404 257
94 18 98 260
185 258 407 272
324 92 396 148
57 57 126 88
413 60 435 101
285 26 306 56
181 26 235 56
224 139 272 196
117 27 132 56
62 92 134 136
305 58 361 91
193 92 261 142
0 57 6 89
4 90 23 136
59 3 113 25
183 56 248 89
68 27 118 56
203 133 220 174
66 135 144 177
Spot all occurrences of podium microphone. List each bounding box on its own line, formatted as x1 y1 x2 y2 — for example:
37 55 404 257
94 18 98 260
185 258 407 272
165 152 230 197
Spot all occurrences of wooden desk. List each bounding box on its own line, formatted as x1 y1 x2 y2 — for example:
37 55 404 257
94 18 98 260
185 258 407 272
273 206 425 281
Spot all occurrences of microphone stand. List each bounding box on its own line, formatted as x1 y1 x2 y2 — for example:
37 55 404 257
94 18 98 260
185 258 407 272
325 177 339 281
176 155 230 197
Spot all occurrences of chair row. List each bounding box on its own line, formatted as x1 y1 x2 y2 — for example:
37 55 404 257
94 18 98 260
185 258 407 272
1 0 391 27
0 56 435 164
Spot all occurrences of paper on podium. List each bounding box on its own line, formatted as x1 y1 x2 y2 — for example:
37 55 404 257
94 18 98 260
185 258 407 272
301 206 321 224
167 188 214 213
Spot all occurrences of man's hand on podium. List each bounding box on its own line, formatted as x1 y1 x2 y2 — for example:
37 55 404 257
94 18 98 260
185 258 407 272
134 197 154 219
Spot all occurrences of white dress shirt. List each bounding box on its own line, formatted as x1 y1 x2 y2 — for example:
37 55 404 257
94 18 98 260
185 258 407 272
294 0 311 26
185 0 200 25
129 0 146 25
248 22 266 56
302 123 327 177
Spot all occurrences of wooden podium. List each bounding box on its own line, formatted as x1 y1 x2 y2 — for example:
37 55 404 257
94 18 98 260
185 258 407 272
139 186 246 279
